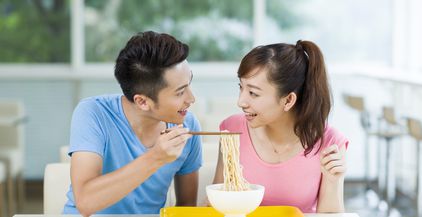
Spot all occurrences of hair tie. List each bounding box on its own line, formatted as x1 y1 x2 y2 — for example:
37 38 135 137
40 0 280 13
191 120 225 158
295 40 309 59
295 40 303 50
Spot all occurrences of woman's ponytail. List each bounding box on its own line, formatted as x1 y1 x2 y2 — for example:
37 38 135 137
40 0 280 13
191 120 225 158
294 40 331 155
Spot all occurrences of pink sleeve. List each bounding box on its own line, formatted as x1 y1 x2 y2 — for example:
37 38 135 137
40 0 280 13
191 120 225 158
322 126 349 150
333 128 349 150
219 119 227 131
219 114 239 131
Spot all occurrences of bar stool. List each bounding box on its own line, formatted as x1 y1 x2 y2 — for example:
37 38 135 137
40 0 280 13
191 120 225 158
343 94 379 206
406 117 422 217
373 106 404 215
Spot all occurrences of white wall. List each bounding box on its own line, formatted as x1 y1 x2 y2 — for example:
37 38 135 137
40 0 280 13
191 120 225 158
1 67 422 185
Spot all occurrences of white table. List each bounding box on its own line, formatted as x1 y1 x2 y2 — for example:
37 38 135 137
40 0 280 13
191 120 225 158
14 214 360 217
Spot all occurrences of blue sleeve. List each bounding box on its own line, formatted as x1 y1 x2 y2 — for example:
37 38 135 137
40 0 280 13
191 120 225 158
176 113 203 175
69 99 106 157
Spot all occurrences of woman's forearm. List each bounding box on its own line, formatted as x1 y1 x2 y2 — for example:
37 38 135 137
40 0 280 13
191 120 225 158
316 176 345 213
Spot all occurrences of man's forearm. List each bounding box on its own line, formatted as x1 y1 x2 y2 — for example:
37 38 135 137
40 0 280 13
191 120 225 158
74 151 165 216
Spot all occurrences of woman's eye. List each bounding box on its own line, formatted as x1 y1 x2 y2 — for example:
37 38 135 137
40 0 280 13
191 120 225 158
238 84 242 90
249 91 258 97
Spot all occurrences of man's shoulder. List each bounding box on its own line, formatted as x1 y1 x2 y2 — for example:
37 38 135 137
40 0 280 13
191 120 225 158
73 94 122 120
79 94 120 104
77 94 120 110
184 111 199 127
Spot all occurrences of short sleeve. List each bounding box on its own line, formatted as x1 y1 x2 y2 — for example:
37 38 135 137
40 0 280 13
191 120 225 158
219 114 244 132
219 118 228 131
69 99 106 157
176 113 203 175
322 126 349 150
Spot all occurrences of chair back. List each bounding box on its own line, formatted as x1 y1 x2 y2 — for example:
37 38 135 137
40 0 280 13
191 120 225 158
0 100 25 149
407 118 422 141
0 101 22 117
43 163 71 214
0 162 5 182
343 95 364 111
343 94 371 130
0 161 6 217
383 106 398 125
60 146 70 163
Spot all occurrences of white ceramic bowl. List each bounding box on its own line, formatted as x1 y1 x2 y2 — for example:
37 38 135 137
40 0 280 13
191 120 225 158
206 184 265 217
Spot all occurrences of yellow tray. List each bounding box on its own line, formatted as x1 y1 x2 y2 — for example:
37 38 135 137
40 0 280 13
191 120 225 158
160 206 304 217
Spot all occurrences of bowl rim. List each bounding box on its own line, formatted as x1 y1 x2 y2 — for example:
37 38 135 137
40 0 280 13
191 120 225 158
206 183 265 192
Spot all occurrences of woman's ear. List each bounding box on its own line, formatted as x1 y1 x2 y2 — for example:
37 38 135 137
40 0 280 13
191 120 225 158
281 92 297 112
133 94 152 111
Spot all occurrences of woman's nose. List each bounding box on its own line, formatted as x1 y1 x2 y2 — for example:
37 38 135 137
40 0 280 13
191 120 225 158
237 95 248 108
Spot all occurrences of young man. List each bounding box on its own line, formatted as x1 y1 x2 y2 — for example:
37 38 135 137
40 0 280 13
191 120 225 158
63 31 202 216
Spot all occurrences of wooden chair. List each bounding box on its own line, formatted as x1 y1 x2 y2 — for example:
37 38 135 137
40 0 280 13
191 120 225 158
0 100 27 214
0 161 6 217
43 163 71 214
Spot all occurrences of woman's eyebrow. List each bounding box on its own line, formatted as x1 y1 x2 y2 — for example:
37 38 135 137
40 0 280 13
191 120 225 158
246 84 262 90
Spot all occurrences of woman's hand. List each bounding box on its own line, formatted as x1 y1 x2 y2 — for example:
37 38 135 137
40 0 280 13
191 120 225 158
320 144 347 182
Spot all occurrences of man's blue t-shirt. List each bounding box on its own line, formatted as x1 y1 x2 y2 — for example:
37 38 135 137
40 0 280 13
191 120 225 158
63 94 202 214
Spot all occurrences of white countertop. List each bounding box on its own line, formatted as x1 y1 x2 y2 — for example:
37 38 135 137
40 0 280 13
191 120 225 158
14 213 360 217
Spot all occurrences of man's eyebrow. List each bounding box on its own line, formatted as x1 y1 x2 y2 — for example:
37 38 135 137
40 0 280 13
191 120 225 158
175 71 193 92
246 84 262 90
175 84 188 92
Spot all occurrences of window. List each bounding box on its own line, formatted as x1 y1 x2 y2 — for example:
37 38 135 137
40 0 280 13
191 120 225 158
0 0 70 63
266 0 393 65
84 0 253 62
0 0 398 68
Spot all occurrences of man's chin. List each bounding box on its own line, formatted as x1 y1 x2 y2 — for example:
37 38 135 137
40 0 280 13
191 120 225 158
163 117 184 125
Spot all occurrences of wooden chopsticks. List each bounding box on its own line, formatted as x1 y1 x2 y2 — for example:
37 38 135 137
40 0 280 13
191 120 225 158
188 131 242 135
161 130 241 135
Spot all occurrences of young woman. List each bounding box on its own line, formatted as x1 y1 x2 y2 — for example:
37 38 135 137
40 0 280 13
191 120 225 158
213 40 348 213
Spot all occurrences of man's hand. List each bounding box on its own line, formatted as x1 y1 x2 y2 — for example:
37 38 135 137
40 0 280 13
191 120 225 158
320 144 346 182
151 125 192 164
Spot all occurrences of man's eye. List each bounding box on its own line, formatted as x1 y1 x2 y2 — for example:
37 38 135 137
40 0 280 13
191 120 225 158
177 91 184 96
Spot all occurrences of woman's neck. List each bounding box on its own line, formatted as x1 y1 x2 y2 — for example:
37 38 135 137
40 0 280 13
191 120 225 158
262 113 299 147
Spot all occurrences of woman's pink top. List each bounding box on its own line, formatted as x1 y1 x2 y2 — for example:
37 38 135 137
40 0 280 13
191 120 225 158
220 114 349 213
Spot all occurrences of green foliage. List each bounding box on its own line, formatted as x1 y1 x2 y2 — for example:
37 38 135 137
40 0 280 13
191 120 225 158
0 0 70 63
85 0 254 62
267 0 305 29
0 0 303 63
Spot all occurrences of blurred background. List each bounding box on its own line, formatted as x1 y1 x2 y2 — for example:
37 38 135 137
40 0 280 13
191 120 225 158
1 0 422 216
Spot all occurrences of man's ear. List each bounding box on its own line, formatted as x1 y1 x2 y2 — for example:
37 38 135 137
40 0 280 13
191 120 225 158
133 94 152 111
280 92 297 112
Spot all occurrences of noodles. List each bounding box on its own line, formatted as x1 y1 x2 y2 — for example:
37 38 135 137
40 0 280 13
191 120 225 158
220 134 250 191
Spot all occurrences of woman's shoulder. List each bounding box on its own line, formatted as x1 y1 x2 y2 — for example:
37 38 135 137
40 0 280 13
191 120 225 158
322 125 349 149
219 113 246 131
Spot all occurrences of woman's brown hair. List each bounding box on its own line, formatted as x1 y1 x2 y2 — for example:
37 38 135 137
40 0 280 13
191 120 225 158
237 40 331 155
